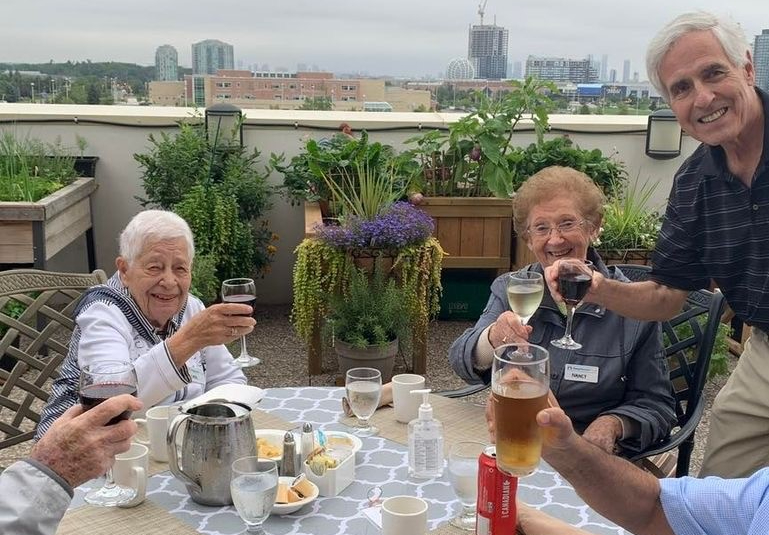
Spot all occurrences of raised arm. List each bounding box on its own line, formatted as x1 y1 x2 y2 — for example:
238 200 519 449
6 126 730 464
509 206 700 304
545 262 688 321
539 407 674 535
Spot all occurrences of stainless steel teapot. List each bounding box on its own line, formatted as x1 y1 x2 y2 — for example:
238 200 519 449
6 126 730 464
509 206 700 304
167 401 256 505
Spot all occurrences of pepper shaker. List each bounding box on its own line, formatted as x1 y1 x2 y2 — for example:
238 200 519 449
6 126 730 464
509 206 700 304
281 431 298 477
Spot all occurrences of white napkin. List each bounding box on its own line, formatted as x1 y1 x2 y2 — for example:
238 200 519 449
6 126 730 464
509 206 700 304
180 384 265 412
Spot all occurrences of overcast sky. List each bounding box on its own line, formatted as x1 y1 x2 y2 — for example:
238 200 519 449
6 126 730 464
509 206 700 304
2 1 767 79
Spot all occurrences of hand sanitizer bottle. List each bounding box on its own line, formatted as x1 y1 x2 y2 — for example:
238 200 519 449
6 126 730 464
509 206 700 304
408 389 444 478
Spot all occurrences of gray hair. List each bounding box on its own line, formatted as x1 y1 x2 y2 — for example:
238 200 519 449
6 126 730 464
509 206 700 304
646 11 750 100
119 210 195 265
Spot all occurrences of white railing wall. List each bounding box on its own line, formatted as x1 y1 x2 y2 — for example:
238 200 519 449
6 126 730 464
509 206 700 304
0 104 699 304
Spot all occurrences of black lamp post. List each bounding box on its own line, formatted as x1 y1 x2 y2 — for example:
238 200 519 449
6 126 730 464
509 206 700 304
205 103 243 150
645 108 682 159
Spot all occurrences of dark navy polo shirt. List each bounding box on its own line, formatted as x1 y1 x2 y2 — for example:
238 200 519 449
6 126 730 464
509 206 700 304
650 88 769 332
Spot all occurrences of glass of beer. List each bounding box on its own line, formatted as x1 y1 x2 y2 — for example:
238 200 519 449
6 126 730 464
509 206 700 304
491 343 550 477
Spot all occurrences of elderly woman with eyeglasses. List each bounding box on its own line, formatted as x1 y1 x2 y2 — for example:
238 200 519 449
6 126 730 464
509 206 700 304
449 166 675 456
36 210 252 439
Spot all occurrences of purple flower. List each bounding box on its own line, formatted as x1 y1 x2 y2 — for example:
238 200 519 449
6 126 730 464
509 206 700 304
316 202 434 251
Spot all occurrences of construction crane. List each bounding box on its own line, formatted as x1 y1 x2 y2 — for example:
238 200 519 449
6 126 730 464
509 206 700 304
478 0 488 25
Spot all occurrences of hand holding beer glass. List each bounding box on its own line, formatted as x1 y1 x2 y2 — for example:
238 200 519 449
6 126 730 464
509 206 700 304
491 343 550 477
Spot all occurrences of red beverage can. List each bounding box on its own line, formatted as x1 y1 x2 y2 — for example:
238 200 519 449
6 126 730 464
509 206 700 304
476 445 518 535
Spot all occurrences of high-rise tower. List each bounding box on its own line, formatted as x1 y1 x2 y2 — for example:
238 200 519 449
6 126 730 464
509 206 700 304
468 23 509 79
191 39 234 75
155 45 178 81
755 29 769 92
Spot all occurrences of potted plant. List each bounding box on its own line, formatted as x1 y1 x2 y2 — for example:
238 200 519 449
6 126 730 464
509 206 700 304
134 119 278 300
0 131 97 268
293 197 443 378
327 260 411 382
595 178 662 266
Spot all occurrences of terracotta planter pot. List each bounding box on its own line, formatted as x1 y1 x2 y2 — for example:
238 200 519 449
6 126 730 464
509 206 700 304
335 338 398 383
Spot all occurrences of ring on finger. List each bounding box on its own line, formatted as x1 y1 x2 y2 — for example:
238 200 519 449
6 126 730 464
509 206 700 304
230 327 237 337
502 335 508 343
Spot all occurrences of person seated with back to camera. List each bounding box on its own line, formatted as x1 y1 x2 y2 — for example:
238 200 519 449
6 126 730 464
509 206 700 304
449 166 676 456
35 209 254 438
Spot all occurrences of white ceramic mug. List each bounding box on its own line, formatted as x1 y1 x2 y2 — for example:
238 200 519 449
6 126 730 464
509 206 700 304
113 442 149 508
392 374 426 423
382 495 428 535
135 405 177 462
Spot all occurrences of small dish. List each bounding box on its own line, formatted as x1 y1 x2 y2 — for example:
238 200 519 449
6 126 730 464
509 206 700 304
272 476 318 515
323 431 363 454
254 429 294 461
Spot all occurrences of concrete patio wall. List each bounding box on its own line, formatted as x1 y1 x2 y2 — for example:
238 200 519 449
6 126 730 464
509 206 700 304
0 104 700 304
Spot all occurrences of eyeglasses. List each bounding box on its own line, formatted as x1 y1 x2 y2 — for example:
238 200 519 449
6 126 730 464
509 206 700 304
526 220 587 239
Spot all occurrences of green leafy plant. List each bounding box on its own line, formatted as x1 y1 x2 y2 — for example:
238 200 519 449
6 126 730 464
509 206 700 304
134 119 277 285
272 130 412 210
0 131 80 202
597 177 661 252
326 260 410 348
322 160 404 220
666 318 732 380
507 136 627 196
405 77 555 198
189 253 219 305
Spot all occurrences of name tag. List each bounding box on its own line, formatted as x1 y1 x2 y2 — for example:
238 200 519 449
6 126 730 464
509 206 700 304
564 364 599 383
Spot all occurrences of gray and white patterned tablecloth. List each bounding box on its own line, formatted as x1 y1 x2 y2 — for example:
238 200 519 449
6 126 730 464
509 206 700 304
72 387 627 535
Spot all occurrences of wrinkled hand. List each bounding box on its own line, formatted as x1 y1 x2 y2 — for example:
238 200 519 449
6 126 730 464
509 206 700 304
582 415 622 454
489 311 532 347
31 394 142 487
181 303 256 347
536 406 580 459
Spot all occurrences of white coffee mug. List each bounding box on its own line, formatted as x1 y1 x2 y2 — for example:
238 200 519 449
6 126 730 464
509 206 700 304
135 405 178 462
382 495 428 535
392 374 426 423
113 442 148 508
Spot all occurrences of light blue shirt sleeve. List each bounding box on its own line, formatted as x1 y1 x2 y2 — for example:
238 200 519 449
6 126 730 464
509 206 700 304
659 467 769 535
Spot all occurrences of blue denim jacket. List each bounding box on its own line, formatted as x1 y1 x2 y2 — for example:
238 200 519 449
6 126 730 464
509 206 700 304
448 250 676 454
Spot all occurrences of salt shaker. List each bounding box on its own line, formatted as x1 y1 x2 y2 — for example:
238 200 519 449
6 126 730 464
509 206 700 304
281 432 298 477
301 423 314 463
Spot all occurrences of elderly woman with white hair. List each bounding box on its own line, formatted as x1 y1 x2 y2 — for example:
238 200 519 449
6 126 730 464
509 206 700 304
36 210 252 438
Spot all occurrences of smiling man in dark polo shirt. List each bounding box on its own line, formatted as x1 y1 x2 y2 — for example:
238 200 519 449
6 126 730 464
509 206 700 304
545 11 769 479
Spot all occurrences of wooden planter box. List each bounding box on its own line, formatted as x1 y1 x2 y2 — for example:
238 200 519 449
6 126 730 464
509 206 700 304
0 177 97 269
417 197 512 273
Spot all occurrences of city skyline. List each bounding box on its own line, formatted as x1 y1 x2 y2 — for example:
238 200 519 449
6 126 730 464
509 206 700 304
2 0 767 79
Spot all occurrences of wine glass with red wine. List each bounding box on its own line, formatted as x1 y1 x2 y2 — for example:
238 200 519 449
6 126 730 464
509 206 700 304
221 278 260 367
79 360 138 506
550 260 594 350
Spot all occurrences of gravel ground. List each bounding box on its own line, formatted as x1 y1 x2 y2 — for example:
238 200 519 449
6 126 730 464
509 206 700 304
1 304 735 474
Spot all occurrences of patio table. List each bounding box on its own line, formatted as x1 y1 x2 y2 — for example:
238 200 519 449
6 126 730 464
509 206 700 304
58 387 628 535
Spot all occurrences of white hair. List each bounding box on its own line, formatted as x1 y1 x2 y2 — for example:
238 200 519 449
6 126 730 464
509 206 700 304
646 11 750 101
119 210 195 265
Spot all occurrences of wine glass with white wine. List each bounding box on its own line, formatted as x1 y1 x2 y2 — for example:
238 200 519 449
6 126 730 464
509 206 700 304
345 367 382 437
506 271 544 327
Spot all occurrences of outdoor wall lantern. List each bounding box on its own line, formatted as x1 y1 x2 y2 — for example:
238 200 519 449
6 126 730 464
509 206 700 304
645 108 682 159
205 103 243 150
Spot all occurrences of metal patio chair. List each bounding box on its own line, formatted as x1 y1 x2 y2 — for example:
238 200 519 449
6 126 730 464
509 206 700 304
0 268 107 452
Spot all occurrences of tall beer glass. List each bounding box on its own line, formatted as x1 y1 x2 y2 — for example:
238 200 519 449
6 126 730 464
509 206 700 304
491 343 550 476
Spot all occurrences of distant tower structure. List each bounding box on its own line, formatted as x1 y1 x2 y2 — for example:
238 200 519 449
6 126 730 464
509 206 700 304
610 68 617 83
155 45 178 81
191 39 234 75
622 59 631 83
601 54 608 82
755 29 769 92
512 61 523 79
468 0 508 80
446 58 475 80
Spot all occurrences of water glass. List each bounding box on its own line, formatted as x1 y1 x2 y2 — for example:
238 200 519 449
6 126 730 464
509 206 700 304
231 457 279 534
345 367 382 437
448 441 487 530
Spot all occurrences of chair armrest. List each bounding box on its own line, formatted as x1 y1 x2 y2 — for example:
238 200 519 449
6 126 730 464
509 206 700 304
629 399 706 462
436 383 489 398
